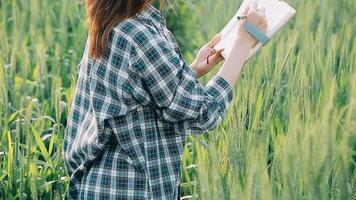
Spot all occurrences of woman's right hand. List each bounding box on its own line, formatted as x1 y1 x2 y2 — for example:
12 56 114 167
237 3 268 48
216 2 268 88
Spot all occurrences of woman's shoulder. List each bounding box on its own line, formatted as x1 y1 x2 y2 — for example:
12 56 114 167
112 17 161 47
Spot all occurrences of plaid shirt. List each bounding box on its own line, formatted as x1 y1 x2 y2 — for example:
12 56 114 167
63 4 233 200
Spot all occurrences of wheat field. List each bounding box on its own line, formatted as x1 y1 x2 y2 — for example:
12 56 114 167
0 0 355 199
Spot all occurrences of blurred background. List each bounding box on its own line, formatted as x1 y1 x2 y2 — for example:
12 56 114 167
0 0 355 199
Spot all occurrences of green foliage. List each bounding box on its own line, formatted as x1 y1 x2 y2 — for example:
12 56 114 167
177 0 356 199
0 0 355 199
0 0 85 198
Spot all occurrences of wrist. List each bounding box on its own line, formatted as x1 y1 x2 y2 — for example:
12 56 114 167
235 36 255 50
190 60 197 72
190 61 202 78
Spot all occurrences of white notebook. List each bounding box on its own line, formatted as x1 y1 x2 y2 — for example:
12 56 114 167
214 0 296 61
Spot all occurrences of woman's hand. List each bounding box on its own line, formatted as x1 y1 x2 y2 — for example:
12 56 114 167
237 3 268 48
191 34 225 79
216 3 268 88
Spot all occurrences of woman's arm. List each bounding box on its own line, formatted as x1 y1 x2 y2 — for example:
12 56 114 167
216 38 252 87
114 5 267 134
125 23 233 131
217 5 267 87
191 4 267 85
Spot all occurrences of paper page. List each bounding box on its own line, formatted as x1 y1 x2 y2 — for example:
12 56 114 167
214 0 296 60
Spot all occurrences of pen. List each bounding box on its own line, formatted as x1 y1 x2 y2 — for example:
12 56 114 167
237 15 247 21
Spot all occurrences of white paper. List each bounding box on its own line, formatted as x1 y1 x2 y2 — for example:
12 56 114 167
214 0 296 61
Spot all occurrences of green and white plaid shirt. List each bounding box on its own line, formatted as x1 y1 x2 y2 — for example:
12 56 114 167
63 4 233 199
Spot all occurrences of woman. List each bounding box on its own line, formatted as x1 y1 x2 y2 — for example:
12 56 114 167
63 0 267 199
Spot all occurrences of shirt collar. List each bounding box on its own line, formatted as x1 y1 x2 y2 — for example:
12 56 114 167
136 3 166 26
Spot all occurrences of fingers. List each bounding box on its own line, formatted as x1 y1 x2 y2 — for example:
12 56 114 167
208 49 217 58
247 9 262 24
208 33 222 48
206 33 224 64
195 48 224 77
258 8 268 32
208 48 224 65
246 4 268 32
214 48 225 62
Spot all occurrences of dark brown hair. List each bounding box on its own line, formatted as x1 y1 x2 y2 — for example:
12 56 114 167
85 0 166 59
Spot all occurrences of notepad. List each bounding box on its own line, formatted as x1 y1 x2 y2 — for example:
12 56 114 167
214 0 296 61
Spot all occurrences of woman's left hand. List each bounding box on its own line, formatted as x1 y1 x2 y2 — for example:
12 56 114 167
191 34 224 78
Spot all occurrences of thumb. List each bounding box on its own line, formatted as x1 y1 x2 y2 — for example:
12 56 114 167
210 49 225 65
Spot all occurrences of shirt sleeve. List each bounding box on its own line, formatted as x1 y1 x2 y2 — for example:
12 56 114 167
127 23 234 133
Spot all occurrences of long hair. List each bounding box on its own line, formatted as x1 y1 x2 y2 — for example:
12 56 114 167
85 0 167 59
